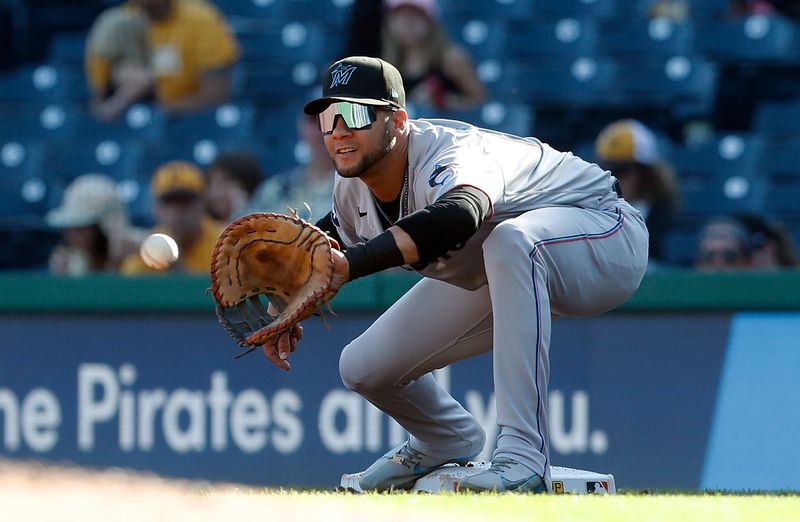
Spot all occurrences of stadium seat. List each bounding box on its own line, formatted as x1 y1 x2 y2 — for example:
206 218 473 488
760 138 800 218
0 102 77 143
0 64 86 102
47 32 87 68
696 15 800 65
503 57 617 107
607 56 718 116
40 139 143 193
599 18 694 59
672 134 766 217
529 0 619 21
0 141 48 222
71 104 165 144
754 98 800 136
232 60 321 103
505 18 599 61
215 0 289 19
236 21 325 65
425 101 535 137
451 19 508 63
163 102 256 144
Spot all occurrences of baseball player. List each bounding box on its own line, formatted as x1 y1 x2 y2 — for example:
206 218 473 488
261 56 649 492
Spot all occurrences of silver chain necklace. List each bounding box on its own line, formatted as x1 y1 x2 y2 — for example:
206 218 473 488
369 162 409 226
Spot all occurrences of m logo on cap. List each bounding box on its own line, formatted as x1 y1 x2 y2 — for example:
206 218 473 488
330 63 357 88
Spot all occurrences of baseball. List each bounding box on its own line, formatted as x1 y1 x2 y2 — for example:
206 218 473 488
140 233 179 270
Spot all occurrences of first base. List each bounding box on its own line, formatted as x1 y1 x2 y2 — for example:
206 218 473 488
340 463 616 494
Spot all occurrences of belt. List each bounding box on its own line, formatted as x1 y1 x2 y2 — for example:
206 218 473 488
613 180 623 198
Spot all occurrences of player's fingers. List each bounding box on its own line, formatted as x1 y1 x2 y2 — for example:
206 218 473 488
294 324 304 342
262 341 290 371
277 332 292 360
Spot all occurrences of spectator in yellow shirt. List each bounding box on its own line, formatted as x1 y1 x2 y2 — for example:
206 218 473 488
121 161 221 274
86 0 240 121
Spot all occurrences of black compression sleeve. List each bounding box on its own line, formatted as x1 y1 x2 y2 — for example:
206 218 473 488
315 211 345 250
394 186 490 263
343 231 405 280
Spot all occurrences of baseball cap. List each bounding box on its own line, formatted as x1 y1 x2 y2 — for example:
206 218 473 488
385 0 440 19
304 56 406 115
46 173 124 229
595 119 661 165
151 161 205 200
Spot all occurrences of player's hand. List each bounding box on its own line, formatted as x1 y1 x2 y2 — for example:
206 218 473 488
331 248 349 291
261 324 303 371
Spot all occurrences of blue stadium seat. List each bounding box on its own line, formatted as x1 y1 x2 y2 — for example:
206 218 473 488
672 134 766 217
686 0 730 20
0 64 86 102
503 57 617 107
450 19 507 63
607 56 718 115
696 15 800 65
661 218 704 267
232 60 321 102
40 139 143 192
0 102 77 143
530 0 619 20
439 0 532 23
754 98 800 136
760 138 800 218
425 101 534 137
163 102 255 143
284 0 353 27
71 104 166 144
0 141 48 222
236 21 325 65
600 18 694 59
47 32 87 68
215 0 289 19
505 18 599 61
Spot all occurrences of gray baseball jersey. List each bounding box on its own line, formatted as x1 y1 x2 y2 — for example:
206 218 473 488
334 118 649 490
332 118 621 290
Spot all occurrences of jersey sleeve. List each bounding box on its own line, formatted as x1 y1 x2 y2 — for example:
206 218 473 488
417 145 505 207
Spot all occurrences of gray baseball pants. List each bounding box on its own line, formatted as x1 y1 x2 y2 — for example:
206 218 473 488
338 201 648 487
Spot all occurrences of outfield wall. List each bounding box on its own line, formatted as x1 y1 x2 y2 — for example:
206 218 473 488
0 272 799 491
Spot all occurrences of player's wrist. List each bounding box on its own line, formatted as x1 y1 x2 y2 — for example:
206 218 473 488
343 231 405 280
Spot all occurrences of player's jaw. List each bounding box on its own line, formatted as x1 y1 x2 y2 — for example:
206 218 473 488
325 112 394 179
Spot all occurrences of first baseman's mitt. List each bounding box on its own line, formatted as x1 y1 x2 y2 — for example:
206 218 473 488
210 212 338 358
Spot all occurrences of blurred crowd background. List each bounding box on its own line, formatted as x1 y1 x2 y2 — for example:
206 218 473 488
1 0 799 276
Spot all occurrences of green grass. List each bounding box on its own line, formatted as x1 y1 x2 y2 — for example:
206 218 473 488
207 490 800 522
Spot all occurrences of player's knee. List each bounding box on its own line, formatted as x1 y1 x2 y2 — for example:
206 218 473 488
339 340 393 395
483 221 530 262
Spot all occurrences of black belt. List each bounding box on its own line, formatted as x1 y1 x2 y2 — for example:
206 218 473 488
613 180 623 198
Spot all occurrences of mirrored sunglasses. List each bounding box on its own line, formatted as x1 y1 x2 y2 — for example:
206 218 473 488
318 102 378 135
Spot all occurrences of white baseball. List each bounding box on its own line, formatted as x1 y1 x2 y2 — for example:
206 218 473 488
140 233 179 270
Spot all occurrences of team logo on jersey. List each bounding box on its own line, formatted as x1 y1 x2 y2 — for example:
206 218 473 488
428 163 453 187
330 64 357 88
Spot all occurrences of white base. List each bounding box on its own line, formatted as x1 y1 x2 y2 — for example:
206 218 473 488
340 463 616 494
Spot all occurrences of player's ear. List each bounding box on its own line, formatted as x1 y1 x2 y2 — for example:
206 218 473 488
391 109 408 132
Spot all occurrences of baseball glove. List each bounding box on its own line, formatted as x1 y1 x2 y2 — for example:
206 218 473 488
210 212 338 358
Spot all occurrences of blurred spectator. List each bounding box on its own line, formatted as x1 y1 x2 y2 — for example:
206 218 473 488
247 114 336 218
85 0 240 121
649 0 690 21
595 119 679 263
205 152 264 225
733 213 799 269
694 214 799 270
694 216 756 271
383 0 487 113
121 161 221 274
46 174 138 276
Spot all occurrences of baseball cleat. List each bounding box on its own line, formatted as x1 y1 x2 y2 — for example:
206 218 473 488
339 440 476 492
456 457 547 493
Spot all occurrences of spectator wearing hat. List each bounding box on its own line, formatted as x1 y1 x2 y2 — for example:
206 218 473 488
46 174 138 276
85 0 240 121
595 119 679 264
694 216 755 271
121 161 221 274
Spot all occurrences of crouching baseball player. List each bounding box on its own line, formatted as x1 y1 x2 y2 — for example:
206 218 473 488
260 56 649 493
